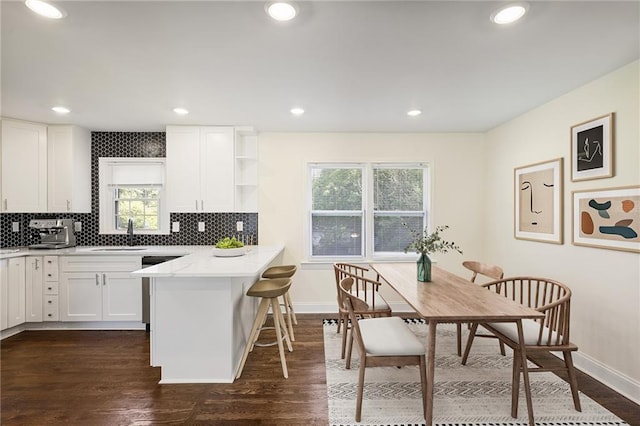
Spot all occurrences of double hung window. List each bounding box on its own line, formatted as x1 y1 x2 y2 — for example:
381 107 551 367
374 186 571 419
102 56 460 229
308 163 429 260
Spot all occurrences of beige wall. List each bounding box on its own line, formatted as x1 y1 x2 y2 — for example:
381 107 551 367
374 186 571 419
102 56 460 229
257 60 639 402
484 60 639 401
258 132 486 308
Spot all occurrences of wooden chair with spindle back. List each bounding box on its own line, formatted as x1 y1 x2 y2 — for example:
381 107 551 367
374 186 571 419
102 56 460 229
461 277 581 421
333 263 392 360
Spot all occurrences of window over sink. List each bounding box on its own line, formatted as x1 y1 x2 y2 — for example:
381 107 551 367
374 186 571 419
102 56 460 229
98 158 169 235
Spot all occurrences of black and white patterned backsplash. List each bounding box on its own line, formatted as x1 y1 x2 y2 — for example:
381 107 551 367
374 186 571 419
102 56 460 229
0 132 258 248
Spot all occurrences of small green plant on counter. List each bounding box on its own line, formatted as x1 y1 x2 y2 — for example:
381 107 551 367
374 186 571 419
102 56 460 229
215 237 244 249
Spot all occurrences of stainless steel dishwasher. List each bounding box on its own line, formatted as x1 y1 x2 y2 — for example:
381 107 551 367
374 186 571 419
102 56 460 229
141 255 180 331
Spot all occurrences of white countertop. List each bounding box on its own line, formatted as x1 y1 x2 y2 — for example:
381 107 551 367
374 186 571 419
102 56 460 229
0 245 201 259
131 244 284 278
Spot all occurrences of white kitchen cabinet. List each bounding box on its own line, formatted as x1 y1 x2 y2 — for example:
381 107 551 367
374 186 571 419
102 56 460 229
0 118 47 212
0 258 26 329
25 257 44 322
59 256 142 322
166 125 235 212
42 256 59 321
0 259 8 330
234 126 258 212
47 125 91 212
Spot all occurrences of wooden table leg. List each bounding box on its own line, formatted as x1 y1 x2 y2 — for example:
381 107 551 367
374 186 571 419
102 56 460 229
516 319 535 426
426 320 437 426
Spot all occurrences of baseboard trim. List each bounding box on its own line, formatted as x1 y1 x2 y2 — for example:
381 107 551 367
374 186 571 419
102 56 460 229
571 350 640 405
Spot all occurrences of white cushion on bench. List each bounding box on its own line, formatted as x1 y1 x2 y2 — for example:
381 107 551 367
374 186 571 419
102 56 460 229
485 319 559 346
358 316 426 356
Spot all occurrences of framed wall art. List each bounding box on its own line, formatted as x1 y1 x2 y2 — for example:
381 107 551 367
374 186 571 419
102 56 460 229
572 186 640 253
514 158 563 244
570 113 614 181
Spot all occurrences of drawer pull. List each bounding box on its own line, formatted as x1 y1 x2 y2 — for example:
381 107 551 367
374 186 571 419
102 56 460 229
48 300 52 304
48 314 52 317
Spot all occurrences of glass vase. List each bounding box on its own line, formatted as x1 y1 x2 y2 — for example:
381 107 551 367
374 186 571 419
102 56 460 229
417 253 432 282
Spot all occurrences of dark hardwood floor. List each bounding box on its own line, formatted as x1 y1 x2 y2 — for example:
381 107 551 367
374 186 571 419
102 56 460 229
2 314 639 426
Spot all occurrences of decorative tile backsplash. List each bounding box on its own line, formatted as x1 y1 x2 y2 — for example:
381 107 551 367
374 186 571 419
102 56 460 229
0 132 257 248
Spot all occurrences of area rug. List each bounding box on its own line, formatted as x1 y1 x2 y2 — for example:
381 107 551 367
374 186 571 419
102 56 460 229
323 319 628 426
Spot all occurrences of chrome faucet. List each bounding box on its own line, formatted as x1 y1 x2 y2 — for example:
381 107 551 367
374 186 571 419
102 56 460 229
127 218 135 246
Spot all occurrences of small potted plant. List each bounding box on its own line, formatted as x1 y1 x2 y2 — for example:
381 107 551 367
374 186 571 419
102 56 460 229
404 225 462 282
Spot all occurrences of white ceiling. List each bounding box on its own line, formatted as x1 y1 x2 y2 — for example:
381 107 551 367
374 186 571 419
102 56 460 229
2 1 639 133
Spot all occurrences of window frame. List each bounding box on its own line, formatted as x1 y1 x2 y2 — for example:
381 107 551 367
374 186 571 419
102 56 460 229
306 162 430 262
98 157 169 235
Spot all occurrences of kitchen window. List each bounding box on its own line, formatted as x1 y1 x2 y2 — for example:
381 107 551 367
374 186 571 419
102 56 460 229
98 158 169 234
307 163 429 260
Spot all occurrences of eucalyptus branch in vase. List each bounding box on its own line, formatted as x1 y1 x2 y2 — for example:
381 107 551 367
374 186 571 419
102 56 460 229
403 224 462 282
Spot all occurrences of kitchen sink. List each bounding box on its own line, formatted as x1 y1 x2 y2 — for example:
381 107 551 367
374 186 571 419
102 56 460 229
91 247 147 251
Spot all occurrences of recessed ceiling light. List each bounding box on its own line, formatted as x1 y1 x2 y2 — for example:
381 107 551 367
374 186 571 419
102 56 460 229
266 2 298 22
407 109 422 117
51 106 70 114
25 0 66 19
173 108 189 115
290 107 305 116
490 2 529 25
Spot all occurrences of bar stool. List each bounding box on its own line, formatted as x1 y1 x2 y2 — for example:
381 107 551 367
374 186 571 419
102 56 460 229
236 277 293 379
262 265 297 341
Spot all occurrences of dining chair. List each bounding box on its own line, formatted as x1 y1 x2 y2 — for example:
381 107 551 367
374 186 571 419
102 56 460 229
339 276 427 422
457 260 506 356
333 263 392 360
461 277 582 421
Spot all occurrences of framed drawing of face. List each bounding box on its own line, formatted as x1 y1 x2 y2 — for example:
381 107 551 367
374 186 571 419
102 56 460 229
514 158 563 244
572 186 640 253
570 113 614 181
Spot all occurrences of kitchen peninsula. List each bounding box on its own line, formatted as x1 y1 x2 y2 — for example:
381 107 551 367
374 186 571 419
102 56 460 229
131 244 284 383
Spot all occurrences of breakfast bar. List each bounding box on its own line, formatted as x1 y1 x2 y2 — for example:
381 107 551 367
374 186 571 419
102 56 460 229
131 244 284 384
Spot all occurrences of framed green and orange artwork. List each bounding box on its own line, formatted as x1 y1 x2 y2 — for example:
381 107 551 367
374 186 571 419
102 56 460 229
573 186 640 253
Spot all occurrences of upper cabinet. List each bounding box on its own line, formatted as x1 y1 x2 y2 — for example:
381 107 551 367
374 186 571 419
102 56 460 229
166 126 236 213
47 125 91 213
0 118 47 212
234 126 258 212
0 119 91 213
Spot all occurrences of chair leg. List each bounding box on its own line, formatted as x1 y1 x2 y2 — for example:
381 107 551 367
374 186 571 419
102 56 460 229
270 298 290 378
282 294 295 342
511 348 521 418
345 325 354 370
236 298 271 379
337 311 343 334
355 356 366 422
341 319 349 359
419 354 428 420
499 340 506 356
564 351 582 411
285 291 297 325
461 322 479 365
456 323 462 356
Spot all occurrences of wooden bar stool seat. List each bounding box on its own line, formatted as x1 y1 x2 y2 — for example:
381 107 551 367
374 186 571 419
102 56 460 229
262 265 297 341
236 278 293 379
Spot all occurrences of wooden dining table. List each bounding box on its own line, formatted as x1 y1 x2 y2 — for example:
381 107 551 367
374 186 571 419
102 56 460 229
369 262 544 426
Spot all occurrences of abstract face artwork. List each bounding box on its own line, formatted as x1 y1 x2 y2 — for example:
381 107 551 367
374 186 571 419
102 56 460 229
514 158 563 244
519 168 555 234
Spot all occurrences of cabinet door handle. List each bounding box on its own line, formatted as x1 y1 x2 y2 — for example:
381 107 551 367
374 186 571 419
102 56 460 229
48 313 52 317
48 300 52 304
3 199 7 210
96 274 100 286
35 258 40 270
67 200 71 211
103 274 106 286
195 200 198 210
201 200 204 210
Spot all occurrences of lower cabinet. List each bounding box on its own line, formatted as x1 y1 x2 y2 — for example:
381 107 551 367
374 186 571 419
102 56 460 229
0 258 26 330
59 256 142 322
25 257 44 322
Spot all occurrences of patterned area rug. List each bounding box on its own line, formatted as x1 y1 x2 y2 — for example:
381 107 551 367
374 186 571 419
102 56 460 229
323 319 628 426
